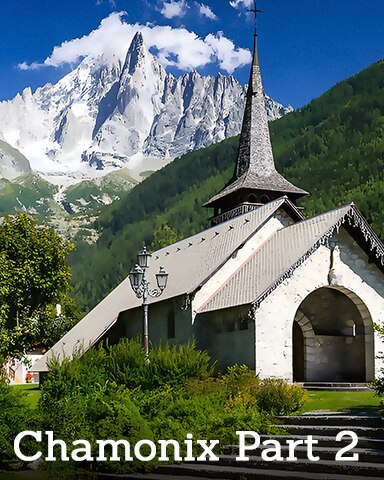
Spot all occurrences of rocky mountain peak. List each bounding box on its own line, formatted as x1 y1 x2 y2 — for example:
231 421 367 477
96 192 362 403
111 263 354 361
123 31 148 75
0 38 292 187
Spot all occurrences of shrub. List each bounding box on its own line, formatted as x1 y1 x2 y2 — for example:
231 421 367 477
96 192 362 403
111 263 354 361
40 362 154 476
107 338 215 390
0 381 36 463
255 379 308 415
372 323 384 418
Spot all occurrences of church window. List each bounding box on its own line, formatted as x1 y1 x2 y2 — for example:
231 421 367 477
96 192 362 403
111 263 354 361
248 194 258 204
260 195 270 204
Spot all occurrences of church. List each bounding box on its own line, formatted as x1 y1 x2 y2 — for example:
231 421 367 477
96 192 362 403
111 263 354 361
34 24 384 384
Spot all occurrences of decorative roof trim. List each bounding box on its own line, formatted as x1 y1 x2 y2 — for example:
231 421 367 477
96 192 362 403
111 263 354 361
253 204 384 309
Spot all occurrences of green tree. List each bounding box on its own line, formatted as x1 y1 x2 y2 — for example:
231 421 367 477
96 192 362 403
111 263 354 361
151 222 180 250
0 213 78 361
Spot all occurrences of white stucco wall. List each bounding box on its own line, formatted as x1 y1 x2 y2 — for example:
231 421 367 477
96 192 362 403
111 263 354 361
254 227 384 381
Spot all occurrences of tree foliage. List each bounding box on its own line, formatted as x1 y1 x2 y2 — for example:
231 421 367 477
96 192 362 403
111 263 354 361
0 213 78 360
150 222 180 251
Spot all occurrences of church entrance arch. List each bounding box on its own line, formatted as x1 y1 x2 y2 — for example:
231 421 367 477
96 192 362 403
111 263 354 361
292 287 374 383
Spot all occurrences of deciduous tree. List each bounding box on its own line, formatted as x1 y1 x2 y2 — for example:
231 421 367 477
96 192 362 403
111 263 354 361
0 213 78 361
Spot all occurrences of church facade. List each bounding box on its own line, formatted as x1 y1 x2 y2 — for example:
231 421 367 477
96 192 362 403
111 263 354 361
34 29 384 384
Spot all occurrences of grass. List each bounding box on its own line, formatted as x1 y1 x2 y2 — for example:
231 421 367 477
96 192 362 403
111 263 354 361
302 390 381 414
11 384 41 409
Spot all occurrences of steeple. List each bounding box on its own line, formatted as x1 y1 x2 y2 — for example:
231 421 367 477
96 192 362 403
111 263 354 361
205 2 308 225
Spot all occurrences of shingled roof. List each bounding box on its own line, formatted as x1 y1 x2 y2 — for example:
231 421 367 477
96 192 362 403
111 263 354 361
33 198 299 372
204 33 307 209
198 204 384 313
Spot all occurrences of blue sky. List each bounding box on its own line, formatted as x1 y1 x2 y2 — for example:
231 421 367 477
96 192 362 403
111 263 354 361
0 0 383 107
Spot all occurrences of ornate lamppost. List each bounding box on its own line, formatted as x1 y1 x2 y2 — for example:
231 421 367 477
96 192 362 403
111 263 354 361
129 246 169 358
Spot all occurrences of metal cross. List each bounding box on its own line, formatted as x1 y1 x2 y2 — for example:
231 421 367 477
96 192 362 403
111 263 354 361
248 0 264 37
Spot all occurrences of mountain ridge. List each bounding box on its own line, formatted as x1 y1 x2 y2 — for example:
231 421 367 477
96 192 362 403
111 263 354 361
0 32 291 190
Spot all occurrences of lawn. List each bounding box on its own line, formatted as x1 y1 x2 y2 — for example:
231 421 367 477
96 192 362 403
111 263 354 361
10 384 41 409
302 390 381 414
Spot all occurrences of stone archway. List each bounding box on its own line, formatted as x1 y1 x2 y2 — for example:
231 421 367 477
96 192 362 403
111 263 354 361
293 286 375 382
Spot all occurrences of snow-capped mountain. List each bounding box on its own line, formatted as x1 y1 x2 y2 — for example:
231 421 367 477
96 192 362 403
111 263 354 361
0 32 291 187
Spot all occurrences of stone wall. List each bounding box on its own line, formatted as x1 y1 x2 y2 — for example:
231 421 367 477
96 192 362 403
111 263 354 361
253 227 384 381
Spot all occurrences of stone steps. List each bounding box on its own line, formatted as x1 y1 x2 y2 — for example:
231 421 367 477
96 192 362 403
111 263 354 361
223 444 384 463
302 382 373 392
214 455 384 477
101 465 384 480
258 434 384 450
281 415 382 427
98 412 384 479
274 423 384 438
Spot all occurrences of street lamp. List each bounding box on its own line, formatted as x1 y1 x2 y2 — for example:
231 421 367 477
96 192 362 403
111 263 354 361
129 246 169 359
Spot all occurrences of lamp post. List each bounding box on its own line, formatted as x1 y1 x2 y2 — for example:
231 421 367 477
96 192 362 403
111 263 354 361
129 246 169 359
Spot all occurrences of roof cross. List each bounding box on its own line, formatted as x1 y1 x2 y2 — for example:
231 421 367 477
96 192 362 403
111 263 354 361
248 0 264 37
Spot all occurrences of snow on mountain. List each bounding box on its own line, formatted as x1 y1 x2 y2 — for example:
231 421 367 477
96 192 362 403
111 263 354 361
0 32 291 187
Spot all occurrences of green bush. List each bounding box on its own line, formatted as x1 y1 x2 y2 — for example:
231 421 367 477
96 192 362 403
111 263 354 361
0 381 36 463
40 362 154 476
255 379 308 415
107 338 215 390
35 342 307 477
372 324 384 418
136 385 272 449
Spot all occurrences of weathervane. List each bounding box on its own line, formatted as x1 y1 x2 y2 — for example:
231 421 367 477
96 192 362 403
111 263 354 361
248 0 264 37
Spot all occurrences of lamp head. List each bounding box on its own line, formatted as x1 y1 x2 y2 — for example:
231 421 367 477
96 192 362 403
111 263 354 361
129 264 144 291
137 246 152 269
156 266 168 291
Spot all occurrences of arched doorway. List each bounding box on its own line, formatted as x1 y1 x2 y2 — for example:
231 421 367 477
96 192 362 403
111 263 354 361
293 287 374 382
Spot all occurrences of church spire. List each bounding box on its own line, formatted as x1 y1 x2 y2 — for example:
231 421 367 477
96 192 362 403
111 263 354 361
235 2 275 179
205 2 308 225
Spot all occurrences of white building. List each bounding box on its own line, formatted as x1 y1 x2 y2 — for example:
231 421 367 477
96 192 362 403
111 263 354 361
33 31 384 384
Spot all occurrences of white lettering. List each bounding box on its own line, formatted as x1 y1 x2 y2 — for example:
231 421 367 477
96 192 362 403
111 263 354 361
46 431 69 461
158 439 182 461
134 440 157 462
261 439 283 462
96 439 133 461
196 439 220 461
184 433 195 461
14 431 42 462
71 440 93 461
236 431 260 461
305 436 320 462
286 439 304 462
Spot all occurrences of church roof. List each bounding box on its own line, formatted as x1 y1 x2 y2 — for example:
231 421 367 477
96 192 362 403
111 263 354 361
205 170 307 206
33 197 300 372
199 203 384 313
204 32 307 208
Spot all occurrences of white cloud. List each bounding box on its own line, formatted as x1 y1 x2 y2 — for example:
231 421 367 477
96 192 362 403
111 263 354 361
160 0 188 19
229 0 253 9
18 12 251 74
205 31 251 73
198 3 218 20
